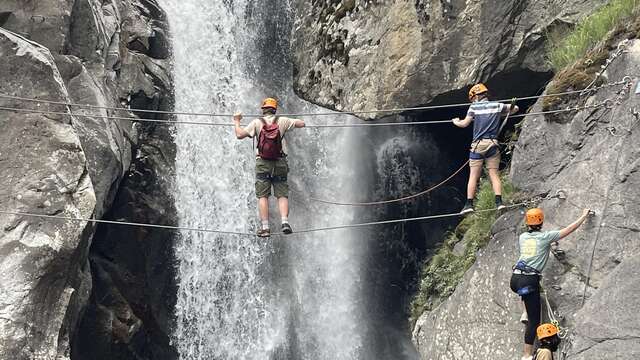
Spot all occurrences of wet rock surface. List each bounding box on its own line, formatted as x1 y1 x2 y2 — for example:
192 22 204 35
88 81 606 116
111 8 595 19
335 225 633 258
291 0 607 118
412 39 640 359
0 0 175 359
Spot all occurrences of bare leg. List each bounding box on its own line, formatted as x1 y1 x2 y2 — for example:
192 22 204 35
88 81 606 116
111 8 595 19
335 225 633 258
277 197 289 219
488 167 502 196
258 197 269 221
467 165 483 199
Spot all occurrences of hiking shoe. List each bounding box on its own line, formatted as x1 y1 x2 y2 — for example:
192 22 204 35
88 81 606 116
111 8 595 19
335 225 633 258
281 223 293 235
520 311 528 325
460 203 475 214
256 228 271 238
497 203 507 210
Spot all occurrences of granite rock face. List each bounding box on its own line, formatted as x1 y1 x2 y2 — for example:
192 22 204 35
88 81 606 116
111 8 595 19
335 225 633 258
412 39 640 359
0 0 175 359
291 0 608 118
0 28 96 360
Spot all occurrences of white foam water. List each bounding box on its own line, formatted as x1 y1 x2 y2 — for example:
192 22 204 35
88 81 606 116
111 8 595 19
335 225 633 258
161 1 367 358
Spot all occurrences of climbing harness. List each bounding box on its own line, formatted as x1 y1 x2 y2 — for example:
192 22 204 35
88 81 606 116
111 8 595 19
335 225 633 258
256 173 287 182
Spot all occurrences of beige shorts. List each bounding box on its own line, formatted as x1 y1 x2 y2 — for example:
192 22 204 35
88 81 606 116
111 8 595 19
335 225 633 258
469 139 500 169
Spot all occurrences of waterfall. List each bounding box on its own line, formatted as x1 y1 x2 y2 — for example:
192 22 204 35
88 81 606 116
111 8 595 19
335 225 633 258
161 1 370 358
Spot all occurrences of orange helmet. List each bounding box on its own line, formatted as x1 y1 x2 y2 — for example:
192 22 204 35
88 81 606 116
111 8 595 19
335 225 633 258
468 83 489 100
261 98 278 110
526 208 544 226
537 323 559 340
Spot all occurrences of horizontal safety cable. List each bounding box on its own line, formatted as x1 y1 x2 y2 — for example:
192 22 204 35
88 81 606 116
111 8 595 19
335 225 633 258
0 202 526 237
295 160 470 206
0 102 611 128
0 78 629 118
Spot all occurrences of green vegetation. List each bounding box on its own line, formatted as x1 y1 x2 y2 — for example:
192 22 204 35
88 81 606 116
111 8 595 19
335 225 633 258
409 176 515 325
547 0 640 70
543 0 640 109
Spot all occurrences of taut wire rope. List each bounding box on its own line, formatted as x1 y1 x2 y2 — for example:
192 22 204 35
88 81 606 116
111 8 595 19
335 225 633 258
0 101 614 128
0 79 628 118
0 202 529 238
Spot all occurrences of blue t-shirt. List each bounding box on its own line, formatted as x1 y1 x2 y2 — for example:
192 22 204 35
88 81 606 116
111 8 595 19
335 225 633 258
467 100 505 141
517 230 561 272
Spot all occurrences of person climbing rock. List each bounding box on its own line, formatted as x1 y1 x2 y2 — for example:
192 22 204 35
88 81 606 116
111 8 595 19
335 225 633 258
452 83 519 214
233 98 305 237
511 208 591 360
533 323 561 360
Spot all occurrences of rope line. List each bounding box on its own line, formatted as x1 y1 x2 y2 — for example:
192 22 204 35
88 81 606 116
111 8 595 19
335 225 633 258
0 79 627 118
540 282 569 339
0 102 610 128
299 160 469 206
0 202 526 237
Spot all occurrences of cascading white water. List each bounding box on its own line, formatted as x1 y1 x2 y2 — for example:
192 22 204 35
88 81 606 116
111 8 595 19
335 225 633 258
161 1 368 358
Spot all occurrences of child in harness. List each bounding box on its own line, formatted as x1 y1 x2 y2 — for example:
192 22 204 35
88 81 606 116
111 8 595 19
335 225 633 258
510 207 591 360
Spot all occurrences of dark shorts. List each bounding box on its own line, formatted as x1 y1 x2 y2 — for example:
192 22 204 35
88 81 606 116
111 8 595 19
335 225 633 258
255 157 289 198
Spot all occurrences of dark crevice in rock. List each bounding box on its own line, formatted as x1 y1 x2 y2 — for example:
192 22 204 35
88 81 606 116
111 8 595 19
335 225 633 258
148 25 170 59
0 11 12 27
72 118 178 359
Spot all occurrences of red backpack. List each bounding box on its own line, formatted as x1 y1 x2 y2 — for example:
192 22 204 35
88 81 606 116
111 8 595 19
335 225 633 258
257 117 283 160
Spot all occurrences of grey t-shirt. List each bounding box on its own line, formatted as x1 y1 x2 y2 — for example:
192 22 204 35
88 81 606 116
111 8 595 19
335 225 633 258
517 230 561 272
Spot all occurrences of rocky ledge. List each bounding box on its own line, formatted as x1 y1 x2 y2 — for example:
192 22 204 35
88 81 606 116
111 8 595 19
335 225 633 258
291 0 608 117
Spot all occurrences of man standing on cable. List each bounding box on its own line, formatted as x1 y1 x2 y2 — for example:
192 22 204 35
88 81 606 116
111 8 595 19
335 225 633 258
233 98 305 238
510 208 591 360
452 83 519 214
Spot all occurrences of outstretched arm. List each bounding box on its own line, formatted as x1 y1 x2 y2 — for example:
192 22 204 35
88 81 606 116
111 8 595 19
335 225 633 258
559 209 591 239
452 115 473 128
234 112 250 139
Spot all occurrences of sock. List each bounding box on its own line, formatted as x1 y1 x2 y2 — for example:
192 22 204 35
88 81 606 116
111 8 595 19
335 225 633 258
495 195 503 205
281 217 289 225
261 220 269 230
466 198 474 206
